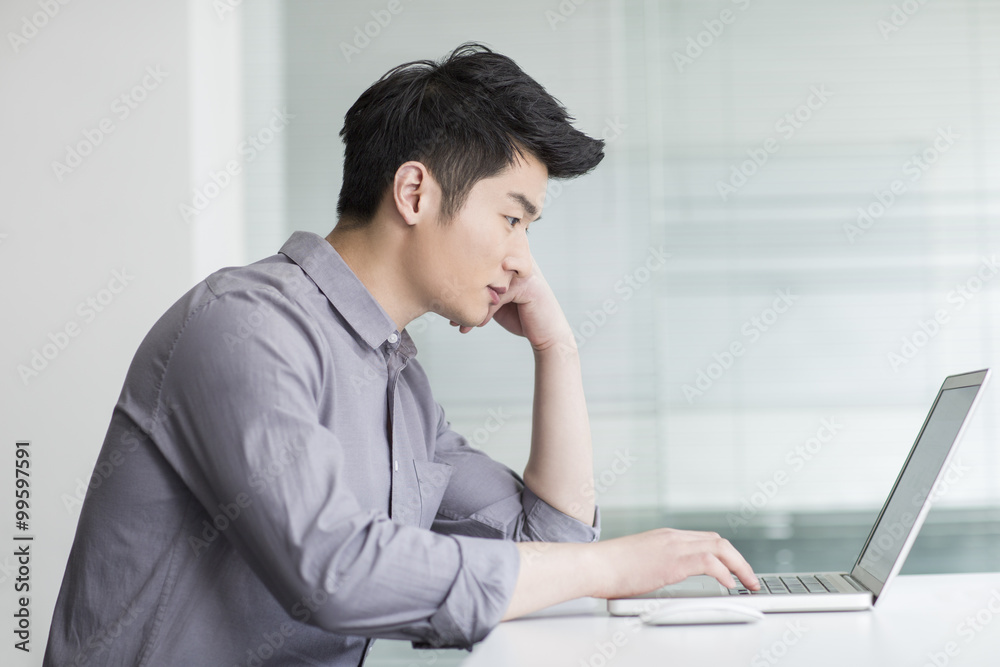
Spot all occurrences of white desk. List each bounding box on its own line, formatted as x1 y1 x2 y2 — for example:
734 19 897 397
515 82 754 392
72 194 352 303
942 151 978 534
462 573 1000 667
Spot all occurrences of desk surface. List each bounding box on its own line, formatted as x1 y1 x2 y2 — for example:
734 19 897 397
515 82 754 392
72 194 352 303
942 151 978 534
462 573 1000 667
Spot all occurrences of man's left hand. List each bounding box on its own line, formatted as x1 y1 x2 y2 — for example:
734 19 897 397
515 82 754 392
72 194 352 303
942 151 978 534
449 255 574 353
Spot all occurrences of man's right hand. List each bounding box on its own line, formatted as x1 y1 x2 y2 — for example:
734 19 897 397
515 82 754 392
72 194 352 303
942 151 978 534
587 528 759 599
500 528 759 621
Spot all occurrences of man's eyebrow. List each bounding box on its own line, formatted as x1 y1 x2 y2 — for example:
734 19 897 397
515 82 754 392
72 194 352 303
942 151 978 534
507 192 542 221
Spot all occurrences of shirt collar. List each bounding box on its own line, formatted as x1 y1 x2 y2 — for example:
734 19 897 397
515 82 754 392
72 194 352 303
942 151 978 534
278 231 417 358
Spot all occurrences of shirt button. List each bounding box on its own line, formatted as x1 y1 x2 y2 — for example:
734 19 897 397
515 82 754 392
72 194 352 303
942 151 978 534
387 333 398 344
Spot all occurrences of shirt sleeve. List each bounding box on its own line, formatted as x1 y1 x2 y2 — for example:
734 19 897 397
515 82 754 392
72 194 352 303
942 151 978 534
152 286 519 649
428 402 601 544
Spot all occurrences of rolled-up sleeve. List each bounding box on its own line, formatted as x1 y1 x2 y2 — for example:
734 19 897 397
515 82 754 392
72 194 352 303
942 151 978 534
428 402 601 544
153 287 520 648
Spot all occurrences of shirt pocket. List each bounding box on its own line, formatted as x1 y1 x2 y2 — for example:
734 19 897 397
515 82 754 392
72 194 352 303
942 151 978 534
412 460 453 529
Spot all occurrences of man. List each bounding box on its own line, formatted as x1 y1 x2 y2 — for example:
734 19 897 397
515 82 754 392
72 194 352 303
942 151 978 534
44 43 758 666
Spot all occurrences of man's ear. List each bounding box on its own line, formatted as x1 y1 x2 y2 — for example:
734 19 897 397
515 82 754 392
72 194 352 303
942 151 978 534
393 161 439 226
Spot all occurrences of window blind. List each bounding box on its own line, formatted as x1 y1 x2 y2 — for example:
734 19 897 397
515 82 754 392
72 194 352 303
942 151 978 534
244 0 1000 513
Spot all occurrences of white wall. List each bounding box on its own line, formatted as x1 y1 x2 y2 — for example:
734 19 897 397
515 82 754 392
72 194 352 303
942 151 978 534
0 1 242 664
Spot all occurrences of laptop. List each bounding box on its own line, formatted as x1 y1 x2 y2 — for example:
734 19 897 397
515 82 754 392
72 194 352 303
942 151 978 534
608 369 991 615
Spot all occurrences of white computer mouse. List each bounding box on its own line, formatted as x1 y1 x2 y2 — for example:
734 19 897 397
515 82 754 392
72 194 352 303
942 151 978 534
640 603 764 626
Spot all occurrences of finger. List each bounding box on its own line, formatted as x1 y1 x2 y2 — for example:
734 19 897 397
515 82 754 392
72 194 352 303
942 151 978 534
713 539 759 590
700 554 739 590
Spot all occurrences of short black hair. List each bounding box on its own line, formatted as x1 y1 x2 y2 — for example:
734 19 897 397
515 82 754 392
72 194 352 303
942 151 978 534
335 42 605 225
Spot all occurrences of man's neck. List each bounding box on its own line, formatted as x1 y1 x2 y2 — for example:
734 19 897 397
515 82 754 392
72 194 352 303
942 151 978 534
325 222 422 333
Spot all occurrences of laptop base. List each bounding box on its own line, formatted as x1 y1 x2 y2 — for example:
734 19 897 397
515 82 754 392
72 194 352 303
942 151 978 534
608 573 874 615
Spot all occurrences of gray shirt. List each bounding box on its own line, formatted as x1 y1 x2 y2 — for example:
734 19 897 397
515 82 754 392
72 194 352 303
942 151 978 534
44 231 600 667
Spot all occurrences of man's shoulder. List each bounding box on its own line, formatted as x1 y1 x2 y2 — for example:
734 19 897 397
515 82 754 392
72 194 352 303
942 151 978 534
204 253 314 302
131 255 325 363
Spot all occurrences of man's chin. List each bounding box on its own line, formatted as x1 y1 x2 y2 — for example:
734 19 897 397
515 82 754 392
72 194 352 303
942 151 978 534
443 311 485 329
435 301 493 329
460 308 493 329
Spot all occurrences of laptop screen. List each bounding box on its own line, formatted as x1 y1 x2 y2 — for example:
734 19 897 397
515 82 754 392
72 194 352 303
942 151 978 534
853 379 984 593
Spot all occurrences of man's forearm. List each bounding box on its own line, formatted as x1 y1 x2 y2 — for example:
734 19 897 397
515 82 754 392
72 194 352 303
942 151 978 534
522 336 595 525
501 542 596 620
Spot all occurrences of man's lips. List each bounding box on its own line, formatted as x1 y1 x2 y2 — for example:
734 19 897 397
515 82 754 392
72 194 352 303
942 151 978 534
487 285 507 305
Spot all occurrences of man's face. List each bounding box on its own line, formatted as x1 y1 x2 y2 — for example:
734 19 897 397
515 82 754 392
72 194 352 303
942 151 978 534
409 151 547 328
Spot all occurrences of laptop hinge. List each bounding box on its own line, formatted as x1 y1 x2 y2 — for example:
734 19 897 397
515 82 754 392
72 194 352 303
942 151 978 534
842 573 869 592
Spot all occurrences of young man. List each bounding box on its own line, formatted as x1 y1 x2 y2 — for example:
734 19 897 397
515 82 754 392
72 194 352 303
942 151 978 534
44 43 758 666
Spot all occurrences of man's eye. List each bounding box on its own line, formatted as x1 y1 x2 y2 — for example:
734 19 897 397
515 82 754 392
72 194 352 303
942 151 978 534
505 215 521 227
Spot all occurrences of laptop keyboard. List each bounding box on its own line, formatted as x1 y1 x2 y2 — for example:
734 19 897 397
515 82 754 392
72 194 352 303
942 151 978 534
729 574 841 595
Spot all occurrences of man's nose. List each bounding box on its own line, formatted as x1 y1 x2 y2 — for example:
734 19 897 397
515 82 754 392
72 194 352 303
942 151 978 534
502 232 533 280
